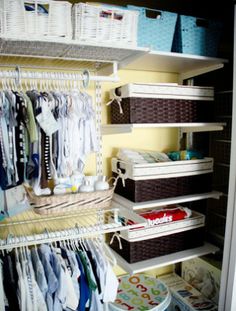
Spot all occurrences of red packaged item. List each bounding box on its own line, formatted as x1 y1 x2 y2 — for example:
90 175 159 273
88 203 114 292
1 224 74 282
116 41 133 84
139 205 192 226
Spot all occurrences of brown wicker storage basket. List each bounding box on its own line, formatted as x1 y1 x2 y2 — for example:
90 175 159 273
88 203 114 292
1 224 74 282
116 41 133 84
111 98 213 124
113 173 212 202
25 181 116 215
107 227 205 263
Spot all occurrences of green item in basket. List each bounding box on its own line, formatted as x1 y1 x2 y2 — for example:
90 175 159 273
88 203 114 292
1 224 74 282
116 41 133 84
167 150 203 161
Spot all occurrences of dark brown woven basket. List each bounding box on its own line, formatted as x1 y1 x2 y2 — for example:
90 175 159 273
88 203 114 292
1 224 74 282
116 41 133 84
111 98 213 124
113 173 212 202
107 227 205 263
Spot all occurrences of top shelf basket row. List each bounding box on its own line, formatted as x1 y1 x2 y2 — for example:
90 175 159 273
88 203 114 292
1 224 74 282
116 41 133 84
0 1 138 47
0 1 223 57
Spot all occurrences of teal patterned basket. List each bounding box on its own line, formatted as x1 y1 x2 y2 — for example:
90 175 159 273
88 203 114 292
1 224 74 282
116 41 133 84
127 5 177 52
172 14 223 57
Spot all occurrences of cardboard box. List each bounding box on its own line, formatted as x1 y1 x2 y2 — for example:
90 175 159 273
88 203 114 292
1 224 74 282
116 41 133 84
158 273 218 311
181 257 221 305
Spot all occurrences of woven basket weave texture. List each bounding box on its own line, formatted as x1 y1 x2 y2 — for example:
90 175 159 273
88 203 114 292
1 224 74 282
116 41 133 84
26 186 115 215
72 3 138 46
113 173 212 203
172 15 222 57
111 98 213 124
127 5 177 51
107 227 204 263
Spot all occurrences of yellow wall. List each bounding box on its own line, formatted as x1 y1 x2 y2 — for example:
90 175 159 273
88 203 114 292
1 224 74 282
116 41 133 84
85 69 179 176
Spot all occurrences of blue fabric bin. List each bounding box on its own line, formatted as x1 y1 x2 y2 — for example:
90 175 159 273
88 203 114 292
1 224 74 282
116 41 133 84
127 5 177 52
172 14 223 57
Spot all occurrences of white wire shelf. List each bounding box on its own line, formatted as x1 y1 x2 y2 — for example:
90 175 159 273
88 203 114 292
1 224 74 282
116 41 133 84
0 37 148 71
113 191 223 211
110 242 219 274
101 122 226 135
0 207 147 250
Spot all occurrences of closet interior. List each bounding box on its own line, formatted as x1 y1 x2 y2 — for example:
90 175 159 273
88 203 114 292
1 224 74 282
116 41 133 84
0 0 234 310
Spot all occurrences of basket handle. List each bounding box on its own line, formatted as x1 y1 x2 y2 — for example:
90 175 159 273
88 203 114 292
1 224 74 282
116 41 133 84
106 90 123 114
114 159 130 187
144 8 162 20
196 18 209 28
23 184 35 199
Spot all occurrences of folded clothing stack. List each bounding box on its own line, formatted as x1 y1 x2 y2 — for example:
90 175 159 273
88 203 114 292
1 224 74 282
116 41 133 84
117 148 171 164
117 148 204 164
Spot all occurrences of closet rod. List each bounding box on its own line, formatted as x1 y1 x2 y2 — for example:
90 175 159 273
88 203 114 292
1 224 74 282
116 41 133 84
0 63 119 83
0 222 122 251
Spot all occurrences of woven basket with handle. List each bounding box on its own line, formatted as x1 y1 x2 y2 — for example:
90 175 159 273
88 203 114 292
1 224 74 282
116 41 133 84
25 178 117 215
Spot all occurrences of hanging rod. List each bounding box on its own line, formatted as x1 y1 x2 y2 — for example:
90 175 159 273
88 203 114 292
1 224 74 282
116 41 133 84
0 222 123 251
0 63 119 83
0 207 146 250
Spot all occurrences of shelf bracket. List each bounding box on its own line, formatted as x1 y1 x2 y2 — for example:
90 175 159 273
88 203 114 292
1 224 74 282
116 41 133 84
179 63 225 83
179 129 193 150
96 61 120 82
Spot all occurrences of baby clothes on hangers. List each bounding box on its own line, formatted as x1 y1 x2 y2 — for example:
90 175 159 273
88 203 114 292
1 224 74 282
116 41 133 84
55 248 79 311
61 248 81 309
0 240 120 311
0 86 99 198
38 245 59 311
1 254 20 310
31 248 48 300
0 259 7 311
26 249 47 311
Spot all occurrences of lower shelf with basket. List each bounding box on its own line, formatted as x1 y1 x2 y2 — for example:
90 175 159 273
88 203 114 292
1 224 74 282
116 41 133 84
107 226 205 264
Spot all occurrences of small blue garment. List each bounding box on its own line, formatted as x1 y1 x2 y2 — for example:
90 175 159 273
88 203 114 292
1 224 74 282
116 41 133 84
0 148 8 190
0 189 6 221
31 248 48 299
76 253 90 311
51 249 67 311
38 245 58 311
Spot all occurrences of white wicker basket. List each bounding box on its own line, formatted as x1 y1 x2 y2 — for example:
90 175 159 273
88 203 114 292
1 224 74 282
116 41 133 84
72 3 138 47
0 0 26 37
48 1 72 39
0 0 72 40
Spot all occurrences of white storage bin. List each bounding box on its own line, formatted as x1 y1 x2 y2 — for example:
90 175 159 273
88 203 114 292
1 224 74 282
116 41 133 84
0 0 72 40
72 3 138 47
0 0 26 37
120 209 205 241
48 1 72 39
112 157 214 180
111 83 214 101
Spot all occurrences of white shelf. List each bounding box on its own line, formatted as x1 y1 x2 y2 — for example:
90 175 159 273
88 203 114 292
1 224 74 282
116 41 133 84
113 191 222 211
101 122 226 135
111 242 219 274
123 50 228 80
0 37 148 71
0 38 228 79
